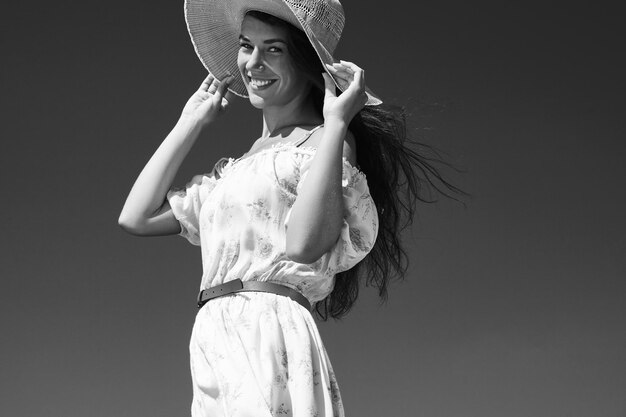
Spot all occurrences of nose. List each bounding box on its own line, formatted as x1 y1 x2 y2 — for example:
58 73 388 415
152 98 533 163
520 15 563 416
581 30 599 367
246 47 265 72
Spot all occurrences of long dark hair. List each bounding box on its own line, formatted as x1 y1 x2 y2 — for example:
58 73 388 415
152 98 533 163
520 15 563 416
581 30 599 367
247 11 465 320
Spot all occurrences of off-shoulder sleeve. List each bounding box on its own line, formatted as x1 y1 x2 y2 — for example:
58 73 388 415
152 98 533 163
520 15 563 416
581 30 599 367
166 157 229 245
285 157 379 275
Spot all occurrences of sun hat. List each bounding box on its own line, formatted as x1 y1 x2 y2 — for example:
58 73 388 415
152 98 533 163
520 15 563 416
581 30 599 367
184 0 382 106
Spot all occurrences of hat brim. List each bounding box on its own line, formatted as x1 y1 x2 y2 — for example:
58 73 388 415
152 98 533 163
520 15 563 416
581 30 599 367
184 0 382 106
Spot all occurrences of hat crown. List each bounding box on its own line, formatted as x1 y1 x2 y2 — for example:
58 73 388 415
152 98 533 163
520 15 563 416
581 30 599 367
283 0 345 53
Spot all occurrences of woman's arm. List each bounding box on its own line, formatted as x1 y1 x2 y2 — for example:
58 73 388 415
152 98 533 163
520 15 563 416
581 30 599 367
285 61 367 263
118 75 232 236
285 120 355 263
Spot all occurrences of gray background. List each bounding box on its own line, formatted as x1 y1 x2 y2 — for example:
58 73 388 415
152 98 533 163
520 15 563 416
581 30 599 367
1 1 625 416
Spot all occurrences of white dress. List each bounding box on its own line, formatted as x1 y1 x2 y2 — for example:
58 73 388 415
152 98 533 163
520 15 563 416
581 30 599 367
167 128 379 417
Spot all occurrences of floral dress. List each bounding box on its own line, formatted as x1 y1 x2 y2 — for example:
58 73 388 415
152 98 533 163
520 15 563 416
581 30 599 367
167 127 379 417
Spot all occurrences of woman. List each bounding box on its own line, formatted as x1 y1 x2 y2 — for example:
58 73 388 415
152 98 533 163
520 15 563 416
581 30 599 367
119 0 459 415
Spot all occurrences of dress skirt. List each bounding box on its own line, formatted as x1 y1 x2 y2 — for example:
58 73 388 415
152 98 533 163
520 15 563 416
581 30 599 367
189 292 344 417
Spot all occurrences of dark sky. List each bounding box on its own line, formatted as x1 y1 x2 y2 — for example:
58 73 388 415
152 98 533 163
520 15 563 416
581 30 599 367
2 1 625 416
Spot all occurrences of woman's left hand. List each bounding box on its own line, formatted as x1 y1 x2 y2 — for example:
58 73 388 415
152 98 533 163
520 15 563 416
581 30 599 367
322 60 368 123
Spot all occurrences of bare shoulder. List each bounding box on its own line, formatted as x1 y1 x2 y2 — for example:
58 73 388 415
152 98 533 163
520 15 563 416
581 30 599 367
307 126 357 166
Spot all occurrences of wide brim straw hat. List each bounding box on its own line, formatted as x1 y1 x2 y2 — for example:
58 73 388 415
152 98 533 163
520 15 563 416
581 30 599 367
184 0 382 106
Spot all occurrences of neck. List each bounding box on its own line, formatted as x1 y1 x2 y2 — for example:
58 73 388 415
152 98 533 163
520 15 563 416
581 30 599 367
260 94 322 137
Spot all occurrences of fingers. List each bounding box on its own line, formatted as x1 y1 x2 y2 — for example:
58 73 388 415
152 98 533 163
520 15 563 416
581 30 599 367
208 81 218 95
214 75 234 101
338 60 365 89
325 64 351 89
199 74 215 92
325 61 365 91
325 61 367 107
339 60 360 72
208 75 225 95
200 73 234 98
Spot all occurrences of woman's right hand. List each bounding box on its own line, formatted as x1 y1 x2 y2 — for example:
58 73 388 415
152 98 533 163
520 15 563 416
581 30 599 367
119 74 233 236
181 74 234 127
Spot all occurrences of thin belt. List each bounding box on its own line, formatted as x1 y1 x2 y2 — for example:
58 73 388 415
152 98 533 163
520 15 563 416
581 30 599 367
197 279 311 311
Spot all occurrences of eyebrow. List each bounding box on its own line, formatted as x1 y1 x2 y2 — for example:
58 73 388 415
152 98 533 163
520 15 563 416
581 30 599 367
238 35 287 44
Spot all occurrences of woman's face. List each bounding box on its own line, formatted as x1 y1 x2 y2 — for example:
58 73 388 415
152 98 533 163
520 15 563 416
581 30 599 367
237 15 310 109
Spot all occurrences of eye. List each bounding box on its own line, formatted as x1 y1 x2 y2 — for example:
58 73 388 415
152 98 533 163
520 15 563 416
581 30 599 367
268 46 283 53
239 42 253 50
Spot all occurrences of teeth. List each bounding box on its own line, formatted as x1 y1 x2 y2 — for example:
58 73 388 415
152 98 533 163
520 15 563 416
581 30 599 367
249 78 275 87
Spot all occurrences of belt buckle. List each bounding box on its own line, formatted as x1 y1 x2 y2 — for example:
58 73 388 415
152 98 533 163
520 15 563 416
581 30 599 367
197 289 205 308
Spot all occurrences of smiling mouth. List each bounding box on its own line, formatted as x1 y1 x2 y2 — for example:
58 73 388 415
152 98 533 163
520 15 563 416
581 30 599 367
248 76 277 90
